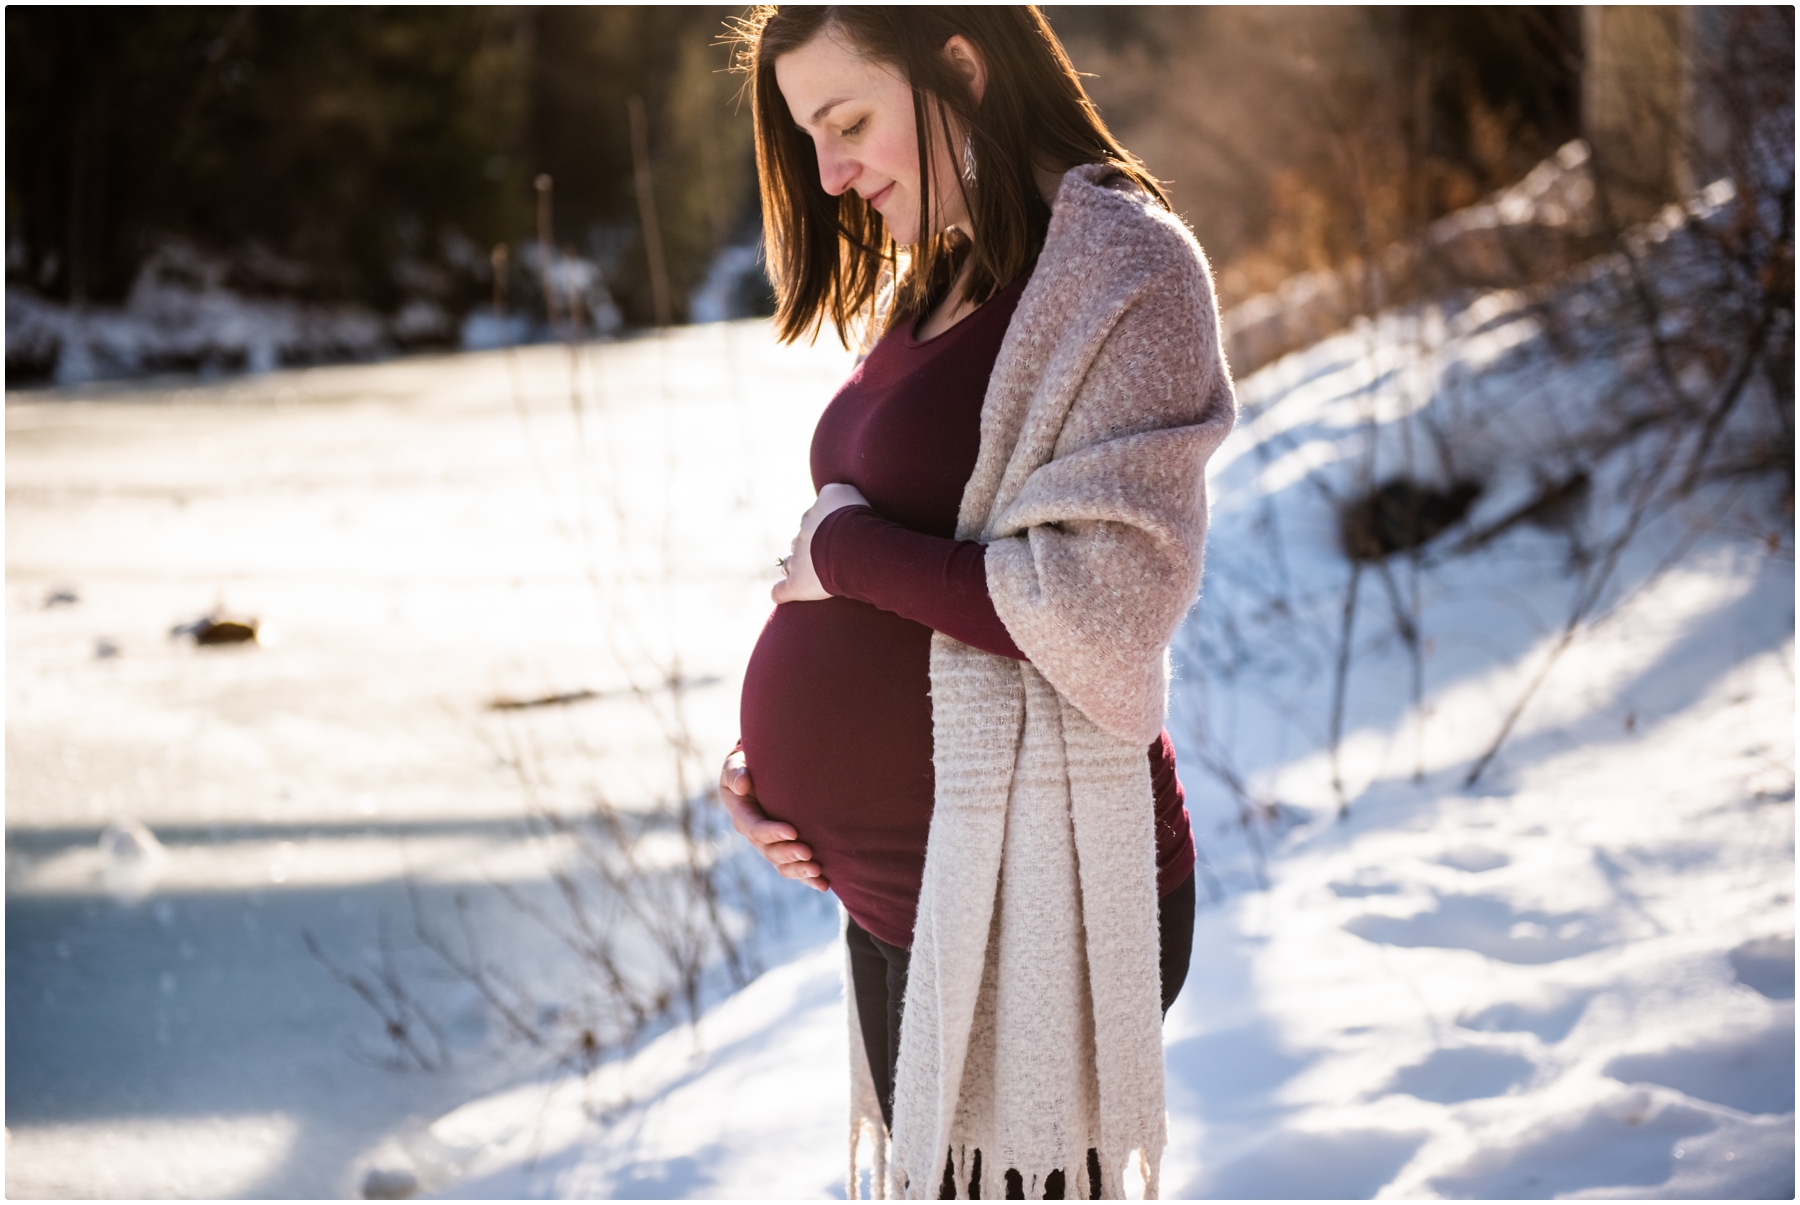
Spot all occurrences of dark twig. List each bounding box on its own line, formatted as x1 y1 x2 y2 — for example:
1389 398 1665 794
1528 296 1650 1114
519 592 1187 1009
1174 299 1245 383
1464 422 1687 787
304 929 440 1072
1328 561 1364 817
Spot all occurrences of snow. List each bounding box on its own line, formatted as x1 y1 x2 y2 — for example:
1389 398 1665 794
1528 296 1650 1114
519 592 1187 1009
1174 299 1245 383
1159 634 1792 1200
689 243 775 325
8 201 1791 1197
11 1113 302 1199
6 238 629 386
425 924 849 1199
7 241 398 385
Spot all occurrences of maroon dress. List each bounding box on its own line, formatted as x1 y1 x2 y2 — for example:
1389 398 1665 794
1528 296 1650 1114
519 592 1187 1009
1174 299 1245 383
739 269 1195 949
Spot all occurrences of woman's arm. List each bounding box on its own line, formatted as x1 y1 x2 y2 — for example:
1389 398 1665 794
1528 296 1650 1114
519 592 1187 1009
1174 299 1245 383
811 504 1026 659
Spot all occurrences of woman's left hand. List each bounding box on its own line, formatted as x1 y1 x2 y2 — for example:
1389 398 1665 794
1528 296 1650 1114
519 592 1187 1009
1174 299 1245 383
773 482 870 603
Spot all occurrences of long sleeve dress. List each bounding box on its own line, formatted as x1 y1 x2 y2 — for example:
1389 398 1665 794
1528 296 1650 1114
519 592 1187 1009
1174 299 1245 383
738 266 1194 951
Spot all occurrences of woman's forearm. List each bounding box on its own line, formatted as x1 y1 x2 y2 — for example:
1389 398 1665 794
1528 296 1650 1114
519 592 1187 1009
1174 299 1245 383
811 504 1027 660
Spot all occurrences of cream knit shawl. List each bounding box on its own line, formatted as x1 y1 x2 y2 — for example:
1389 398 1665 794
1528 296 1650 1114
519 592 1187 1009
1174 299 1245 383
846 164 1236 1201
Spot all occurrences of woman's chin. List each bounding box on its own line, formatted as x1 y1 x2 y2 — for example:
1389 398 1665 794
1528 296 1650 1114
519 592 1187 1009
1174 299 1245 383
882 219 919 245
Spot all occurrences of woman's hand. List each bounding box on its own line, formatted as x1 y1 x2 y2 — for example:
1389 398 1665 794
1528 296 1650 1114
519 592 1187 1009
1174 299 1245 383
772 483 871 604
717 748 829 891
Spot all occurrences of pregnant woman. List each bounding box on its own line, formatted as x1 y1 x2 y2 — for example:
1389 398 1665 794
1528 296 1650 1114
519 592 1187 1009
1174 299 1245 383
716 8 1235 1198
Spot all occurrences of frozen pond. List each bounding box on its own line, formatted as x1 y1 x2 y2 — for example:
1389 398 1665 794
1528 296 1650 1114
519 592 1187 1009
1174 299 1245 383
6 325 854 1198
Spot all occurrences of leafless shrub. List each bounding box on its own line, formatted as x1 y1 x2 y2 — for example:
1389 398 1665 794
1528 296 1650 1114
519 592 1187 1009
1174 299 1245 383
304 922 451 1073
310 157 780 1087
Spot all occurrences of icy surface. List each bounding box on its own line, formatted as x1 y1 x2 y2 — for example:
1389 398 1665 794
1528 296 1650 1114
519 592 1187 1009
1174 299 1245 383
6 325 850 1198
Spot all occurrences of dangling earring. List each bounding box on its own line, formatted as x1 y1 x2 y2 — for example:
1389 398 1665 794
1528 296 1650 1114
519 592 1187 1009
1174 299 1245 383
962 133 977 185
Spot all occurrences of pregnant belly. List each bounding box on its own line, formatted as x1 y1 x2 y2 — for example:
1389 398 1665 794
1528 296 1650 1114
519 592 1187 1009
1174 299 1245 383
739 596 936 947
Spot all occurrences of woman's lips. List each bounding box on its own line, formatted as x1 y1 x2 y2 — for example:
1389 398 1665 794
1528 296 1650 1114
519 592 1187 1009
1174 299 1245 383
863 182 895 210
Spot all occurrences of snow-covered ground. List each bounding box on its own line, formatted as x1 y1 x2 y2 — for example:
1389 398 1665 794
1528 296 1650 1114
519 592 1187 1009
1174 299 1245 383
8 223 1792 1198
6 238 627 387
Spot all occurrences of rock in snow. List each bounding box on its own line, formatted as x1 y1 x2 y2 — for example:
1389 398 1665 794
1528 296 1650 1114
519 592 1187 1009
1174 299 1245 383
98 819 167 902
360 1167 420 1199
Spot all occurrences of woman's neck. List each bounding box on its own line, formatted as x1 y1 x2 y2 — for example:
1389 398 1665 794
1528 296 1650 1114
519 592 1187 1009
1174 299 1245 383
915 163 1065 343
915 256 979 343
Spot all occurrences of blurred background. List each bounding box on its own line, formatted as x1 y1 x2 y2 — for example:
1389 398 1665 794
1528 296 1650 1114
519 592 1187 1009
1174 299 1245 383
6 6 1794 1201
5 6 1694 374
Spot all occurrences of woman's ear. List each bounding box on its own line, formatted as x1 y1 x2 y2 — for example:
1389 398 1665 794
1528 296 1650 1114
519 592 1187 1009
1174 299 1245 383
943 34 986 105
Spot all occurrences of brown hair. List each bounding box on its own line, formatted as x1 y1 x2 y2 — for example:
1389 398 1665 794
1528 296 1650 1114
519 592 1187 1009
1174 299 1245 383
731 6 1169 347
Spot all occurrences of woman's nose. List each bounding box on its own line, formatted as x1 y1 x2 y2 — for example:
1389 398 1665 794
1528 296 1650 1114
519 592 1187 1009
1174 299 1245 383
817 145 857 197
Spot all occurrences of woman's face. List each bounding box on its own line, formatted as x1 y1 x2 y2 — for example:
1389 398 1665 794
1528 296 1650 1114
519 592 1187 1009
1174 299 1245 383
774 27 973 246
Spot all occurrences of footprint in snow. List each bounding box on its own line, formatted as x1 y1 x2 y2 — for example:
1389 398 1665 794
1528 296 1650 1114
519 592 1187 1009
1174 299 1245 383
1439 846 1510 873
1329 880 1401 898
1343 893 1606 964
1383 1046 1536 1103
1728 934 1793 1001
1604 1010 1796 1116
1458 993 1590 1043
1426 1089 1725 1198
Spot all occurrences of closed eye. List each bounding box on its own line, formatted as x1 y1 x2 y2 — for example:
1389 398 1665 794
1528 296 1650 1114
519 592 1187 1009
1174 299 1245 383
843 117 868 137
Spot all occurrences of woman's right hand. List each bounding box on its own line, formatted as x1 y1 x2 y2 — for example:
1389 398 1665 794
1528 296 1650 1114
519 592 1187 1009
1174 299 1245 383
717 749 829 891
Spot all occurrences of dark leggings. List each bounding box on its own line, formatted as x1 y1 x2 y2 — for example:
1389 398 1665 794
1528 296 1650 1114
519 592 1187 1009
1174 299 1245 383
846 870 1197 1200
